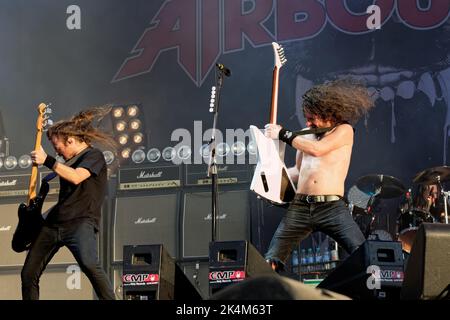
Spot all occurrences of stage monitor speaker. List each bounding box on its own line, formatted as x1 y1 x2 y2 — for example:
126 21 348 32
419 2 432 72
318 240 404 300
208 240 275 295
182 190 249 259
113 193 178 262
0 200 84 267
401 223 450 300
0 266 95 300
121 244 202 300
210 274 350 300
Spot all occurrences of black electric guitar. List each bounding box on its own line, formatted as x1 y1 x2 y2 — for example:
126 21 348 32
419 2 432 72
11 103 52 253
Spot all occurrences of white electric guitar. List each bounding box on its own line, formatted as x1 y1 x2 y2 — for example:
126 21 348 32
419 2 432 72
249 42 296 205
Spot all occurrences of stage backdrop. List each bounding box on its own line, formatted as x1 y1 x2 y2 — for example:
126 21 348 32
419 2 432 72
0 0 449 236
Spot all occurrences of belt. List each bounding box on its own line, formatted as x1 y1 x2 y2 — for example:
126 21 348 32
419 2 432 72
295 194 342 204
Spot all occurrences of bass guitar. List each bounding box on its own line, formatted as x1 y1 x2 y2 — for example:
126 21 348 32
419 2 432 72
12 103 52 252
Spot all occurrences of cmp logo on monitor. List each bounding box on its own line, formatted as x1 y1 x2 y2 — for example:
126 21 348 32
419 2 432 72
122 273 160 286
209 270 246 284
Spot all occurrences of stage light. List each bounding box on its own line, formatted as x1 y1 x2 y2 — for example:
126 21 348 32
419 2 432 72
118 134 129 146
162 147 176 162
216 142 230 157
232 141 246 156
121 148 131 159
200 143 211 158
132 133 144 144
4 156 17 170
147 148 161 163
103 150 115 165
18 155 32 169
129 119 141 131
131 149 146 164
247 141 257 155
127 105 139 117
177 145 191 160
112 107 124 118
115 121 127 132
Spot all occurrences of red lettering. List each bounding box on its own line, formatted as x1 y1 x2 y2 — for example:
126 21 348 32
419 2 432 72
224 0 274 52
325 0 395 33
113 0 197 82
201 0 221 82
277 0 326 41
397 0 450 29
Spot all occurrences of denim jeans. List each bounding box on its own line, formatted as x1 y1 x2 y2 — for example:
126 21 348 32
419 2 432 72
265 195 366 268
21 220 115 300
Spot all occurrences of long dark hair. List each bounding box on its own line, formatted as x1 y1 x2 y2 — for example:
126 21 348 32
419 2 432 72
46 106 117 150
302 78 375 125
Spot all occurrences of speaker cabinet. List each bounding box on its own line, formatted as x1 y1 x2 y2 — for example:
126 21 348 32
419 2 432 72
181 190 250 258
401 223 450 300
120 244 202 300
209 240 275 295
112 193 179 262
0 266 94 300
0 200 80 267
318 240 404 300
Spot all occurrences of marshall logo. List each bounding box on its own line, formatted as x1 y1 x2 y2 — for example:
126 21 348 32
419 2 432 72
137 171 163 179
0 180 17 187
0 226 12 231
204 213 227 221
217 166 228 172
134 217 157 224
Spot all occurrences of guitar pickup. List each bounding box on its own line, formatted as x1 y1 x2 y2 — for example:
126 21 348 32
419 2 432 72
260 172 269 193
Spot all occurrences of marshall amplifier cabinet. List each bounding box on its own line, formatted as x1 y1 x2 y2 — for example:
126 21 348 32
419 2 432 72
0 172 30 198
112 193 179 262
185 163 252 186
117 164 182 191
181 189 250 259
0 266 95 300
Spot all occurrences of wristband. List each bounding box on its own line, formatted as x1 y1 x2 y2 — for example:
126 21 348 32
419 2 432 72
278 128 295 146
43 155 57 170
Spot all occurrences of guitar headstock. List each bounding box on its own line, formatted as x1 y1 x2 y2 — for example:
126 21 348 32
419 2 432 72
272 42 287 69
36 103 53 132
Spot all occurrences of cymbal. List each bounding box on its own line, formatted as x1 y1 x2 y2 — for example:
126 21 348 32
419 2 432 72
413 166 450 185
356 174 406 199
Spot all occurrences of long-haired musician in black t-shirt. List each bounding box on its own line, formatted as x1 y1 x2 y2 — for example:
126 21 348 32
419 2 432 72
21 107 116 300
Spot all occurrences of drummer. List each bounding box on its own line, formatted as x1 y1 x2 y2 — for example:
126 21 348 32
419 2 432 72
413 184 444 223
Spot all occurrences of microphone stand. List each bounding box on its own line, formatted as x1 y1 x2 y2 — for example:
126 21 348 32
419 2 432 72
437 176 449 224
207 68 226 241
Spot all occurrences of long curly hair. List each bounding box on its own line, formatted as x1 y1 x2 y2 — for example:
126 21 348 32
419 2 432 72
302 78 375 125
47 106 117 150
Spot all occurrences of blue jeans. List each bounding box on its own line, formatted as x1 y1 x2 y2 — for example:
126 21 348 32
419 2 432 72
21 220 114 300
265 196 366 268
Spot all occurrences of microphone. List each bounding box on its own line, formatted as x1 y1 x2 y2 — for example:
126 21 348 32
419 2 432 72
216 63 231 77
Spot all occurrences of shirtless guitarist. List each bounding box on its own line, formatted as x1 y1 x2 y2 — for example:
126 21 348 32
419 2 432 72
263 78 375 272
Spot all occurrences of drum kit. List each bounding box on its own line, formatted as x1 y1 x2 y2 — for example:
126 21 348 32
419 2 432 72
348 166 450 253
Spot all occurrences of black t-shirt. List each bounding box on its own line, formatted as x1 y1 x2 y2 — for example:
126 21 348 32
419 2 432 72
45 148 107 230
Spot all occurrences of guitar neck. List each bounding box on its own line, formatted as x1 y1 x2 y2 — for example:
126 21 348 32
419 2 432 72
27 128 43 203
269 67 280 124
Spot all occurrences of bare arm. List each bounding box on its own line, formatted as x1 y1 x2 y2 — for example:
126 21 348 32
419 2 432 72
291 124 354 157
31 146 91 185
